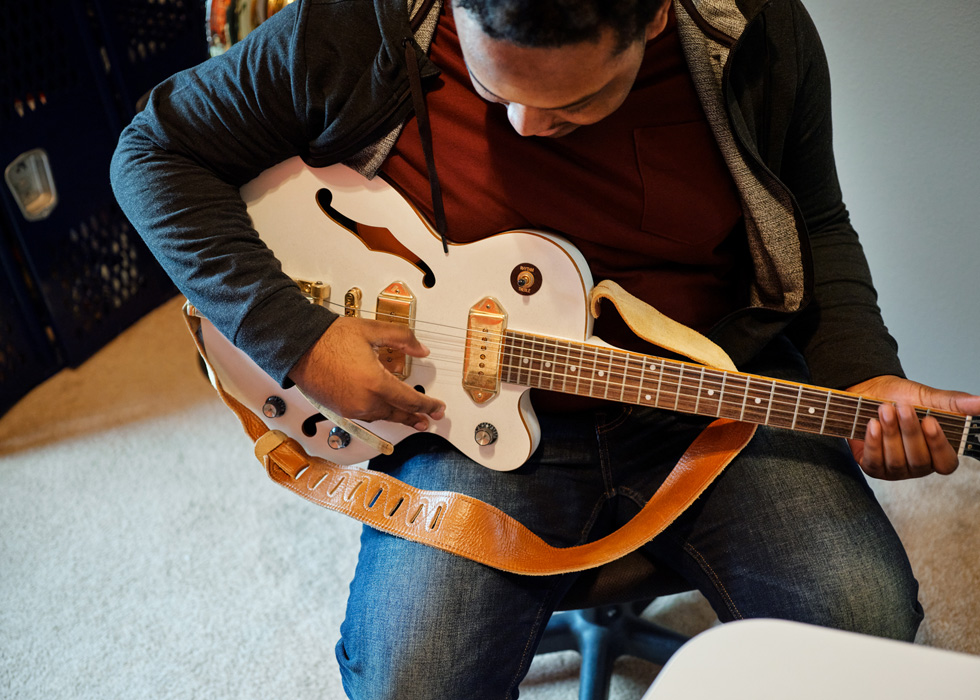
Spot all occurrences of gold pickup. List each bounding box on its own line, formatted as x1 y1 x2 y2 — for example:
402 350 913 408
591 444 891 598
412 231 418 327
463 297 507 404
376 282 416 380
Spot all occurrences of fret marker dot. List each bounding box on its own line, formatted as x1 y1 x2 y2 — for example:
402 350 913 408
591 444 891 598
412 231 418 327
754 398 762 404
645 394 652 401
523 359 529 365
707 389 715 396
808 407 816 414
598 370 605 377
570 366 577 372
648 363 657 371
545 362 551 368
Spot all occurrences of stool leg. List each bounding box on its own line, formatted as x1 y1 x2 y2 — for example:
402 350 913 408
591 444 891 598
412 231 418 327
535 605 688 700
622 617 688 665
577 622 615 700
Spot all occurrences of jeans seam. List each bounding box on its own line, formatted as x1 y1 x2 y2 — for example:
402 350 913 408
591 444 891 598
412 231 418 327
576 495 609 544
683 541 744 620
618 486 647 507
595 405 632 434
506 594 556 699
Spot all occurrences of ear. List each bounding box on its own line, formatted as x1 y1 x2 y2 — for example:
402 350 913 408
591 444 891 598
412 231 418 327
644 0 672 41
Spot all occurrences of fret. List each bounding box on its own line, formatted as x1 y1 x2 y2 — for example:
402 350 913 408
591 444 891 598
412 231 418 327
850 396 864 439
598 348 612 399
544 340 567 391
739 375 750 421
571 342 587 396
610 350 625 400
767 383 800 430
619 353 631 403
532 337 549 388
635 359 657 407
542 340 556 391
673 364 684 412
524 335 541 387
764 380 776 426
654 360 665 409
794 387 831 433
503 333 521 385
499 333 512 383
693 366 706 415
694 368 724 417
608 350 625 401
626 355 647 404
509 333 523 385
716 371 748 422
636 356 648 406
717 371 728 418
565 341 582 396
824 394 864 438
790 385 804 430
819 390 832 435
741 377 773 424
548 339 567 392
518 335 531 386
519 335 535 387
582 345 599 399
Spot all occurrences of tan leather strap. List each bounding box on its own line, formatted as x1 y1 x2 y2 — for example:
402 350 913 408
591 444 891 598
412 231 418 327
184 283 755 575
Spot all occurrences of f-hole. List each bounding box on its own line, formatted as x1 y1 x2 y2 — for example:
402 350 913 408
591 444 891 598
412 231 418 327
315 188 436 288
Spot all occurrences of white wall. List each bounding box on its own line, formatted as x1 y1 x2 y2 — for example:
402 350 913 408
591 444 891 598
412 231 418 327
803 1 980 394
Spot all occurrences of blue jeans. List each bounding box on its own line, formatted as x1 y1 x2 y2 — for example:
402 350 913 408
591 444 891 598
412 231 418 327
336 339 922 699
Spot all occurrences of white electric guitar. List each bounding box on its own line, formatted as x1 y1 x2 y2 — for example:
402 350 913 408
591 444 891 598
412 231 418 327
196 157 979 471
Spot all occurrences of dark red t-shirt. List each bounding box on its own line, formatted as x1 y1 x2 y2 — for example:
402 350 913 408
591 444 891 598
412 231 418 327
381 5 747 352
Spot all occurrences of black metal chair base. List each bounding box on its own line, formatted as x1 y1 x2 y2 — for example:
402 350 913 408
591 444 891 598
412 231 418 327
537 602 689 700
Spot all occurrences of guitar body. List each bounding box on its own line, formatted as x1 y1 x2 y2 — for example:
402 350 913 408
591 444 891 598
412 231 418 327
198 158 980 470
200 157 599 471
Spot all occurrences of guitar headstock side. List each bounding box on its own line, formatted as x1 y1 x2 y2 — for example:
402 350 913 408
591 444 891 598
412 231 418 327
964 416 980 463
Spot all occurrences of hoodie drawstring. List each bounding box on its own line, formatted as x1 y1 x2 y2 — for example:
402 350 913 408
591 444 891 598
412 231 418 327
403 38 449 254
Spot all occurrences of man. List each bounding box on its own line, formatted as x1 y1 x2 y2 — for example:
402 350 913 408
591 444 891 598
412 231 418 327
111 0 980 697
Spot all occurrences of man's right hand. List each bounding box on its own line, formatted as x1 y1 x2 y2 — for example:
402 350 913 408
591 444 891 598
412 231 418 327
288 317 446 431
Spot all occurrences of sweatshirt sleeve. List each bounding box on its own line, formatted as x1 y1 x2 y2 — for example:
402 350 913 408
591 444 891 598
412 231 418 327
109 2 338 386
777 1 905 389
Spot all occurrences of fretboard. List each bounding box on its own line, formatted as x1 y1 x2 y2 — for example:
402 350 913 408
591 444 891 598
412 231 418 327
500 331 979 459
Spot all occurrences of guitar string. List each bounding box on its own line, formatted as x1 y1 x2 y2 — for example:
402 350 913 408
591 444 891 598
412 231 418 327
424 328 967 436
323 304 971 436
358 309 971 437
496 339 970 435
497 334 968 434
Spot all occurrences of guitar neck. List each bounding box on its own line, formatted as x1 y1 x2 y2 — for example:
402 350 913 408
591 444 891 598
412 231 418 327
501 331 979 458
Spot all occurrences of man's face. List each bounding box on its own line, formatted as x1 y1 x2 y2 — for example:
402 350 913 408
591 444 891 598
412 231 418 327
453 4 670 138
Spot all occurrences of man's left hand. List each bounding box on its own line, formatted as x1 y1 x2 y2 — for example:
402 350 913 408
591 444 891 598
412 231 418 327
846 375 980 480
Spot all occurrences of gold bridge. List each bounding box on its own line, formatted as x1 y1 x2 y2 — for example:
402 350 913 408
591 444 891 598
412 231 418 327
463 297 507 404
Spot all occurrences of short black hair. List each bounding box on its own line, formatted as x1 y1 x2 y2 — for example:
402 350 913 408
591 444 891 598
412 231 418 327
451 0 670 53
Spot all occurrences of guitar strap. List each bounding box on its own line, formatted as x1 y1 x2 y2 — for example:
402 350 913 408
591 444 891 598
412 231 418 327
182 280 756 575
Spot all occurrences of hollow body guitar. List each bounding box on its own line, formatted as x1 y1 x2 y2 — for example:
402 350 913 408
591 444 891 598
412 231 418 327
197 158 979 472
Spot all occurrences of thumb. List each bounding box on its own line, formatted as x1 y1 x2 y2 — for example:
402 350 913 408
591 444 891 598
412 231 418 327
917 385 980 414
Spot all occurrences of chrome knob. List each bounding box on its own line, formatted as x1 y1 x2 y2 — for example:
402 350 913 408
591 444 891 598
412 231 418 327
327 426 352 450
262 396 287 418
474 422 498 446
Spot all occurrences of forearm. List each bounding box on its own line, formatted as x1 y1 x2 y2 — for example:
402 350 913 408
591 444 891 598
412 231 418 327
109 5 336 383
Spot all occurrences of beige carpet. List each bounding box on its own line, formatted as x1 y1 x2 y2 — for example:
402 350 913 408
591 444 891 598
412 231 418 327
1 296 977 699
